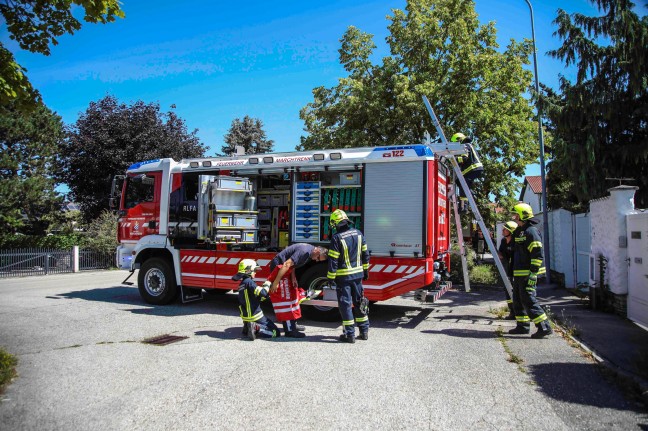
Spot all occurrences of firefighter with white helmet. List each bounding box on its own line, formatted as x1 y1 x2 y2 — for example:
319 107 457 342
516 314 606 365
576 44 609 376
232 259 280 339
326 209 370 343
451 132 483 213
509 203 553 338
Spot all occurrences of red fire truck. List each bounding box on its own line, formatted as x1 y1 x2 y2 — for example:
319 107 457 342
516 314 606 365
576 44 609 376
113 144 451 318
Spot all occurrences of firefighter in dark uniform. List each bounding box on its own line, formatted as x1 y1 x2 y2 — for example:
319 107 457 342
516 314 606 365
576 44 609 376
451 133 483 213
498 221 518 320
232 259 280 339
326 209 370 343
509 203 553 338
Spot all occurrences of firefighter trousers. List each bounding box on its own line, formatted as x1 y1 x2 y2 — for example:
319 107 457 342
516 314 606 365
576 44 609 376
336 279 369 337
512 276 549 329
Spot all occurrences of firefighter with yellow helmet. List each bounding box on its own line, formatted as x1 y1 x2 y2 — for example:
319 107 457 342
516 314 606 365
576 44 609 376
498 221 518 320
232 259 280 340
509 203 553 338
451 133 483 213
326 209 370 343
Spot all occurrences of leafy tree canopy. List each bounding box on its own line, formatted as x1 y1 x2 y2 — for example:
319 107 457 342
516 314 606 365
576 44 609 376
222 115 274 156
545 0 648 210
0 0 124 110
299 0 539 220
0 100 64 235
60 95 206 221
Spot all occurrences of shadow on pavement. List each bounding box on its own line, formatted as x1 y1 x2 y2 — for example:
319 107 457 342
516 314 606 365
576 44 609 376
420 328 498 339
529 362 648 414
194 328 346 344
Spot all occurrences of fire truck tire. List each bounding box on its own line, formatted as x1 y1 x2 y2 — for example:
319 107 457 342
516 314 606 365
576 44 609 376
138 258 178 305
299 265 339 322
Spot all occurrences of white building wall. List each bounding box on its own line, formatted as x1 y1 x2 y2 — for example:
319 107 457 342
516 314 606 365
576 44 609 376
521 186 541 216
589 186 638 295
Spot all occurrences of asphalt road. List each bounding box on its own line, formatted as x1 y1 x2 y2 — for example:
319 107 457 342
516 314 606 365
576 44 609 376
0 271 646 430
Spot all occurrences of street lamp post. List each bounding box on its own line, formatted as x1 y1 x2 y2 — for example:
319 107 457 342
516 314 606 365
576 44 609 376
524 0 551 283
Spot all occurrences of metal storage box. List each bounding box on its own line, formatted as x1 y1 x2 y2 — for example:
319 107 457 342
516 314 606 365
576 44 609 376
215 230 241 242
242 230 258 243
214 215 232 227
258 208 271 221
211 189 246 210
258 195 271 207
233 215 257 228
215 176 252 191
270 194 284 206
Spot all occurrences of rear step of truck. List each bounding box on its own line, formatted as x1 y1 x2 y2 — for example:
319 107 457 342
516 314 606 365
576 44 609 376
414 282 452 303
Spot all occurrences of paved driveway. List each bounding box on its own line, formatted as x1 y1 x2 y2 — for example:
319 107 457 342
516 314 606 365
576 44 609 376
0 271 645 430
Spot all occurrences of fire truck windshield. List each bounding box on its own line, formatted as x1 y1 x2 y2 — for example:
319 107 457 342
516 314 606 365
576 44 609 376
124 175 155 209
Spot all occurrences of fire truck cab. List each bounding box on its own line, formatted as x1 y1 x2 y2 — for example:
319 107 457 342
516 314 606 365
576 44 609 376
114 144 451 318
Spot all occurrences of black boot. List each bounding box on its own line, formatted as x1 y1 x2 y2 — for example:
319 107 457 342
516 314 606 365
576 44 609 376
358 332 368 341
339 333 356 343
508 326 530 334
283 320 305 338
531 321 554 339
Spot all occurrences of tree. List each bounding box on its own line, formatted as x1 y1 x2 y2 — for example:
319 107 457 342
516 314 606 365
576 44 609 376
222 116 274 155
0 100 64 235
299 0 539 219
60 95 206 221
545 0 648 210
0 0 124 110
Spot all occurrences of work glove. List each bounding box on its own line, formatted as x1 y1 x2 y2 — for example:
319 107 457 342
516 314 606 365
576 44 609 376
262 280 271 290
526 273 538 289
363 270 369 281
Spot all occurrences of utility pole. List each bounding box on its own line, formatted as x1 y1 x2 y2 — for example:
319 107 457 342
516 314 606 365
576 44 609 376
524 0 551 282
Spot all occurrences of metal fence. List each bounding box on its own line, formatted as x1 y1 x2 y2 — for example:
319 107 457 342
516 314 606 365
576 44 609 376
0 248 114 279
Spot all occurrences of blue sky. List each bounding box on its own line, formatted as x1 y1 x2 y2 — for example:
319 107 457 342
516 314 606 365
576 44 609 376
4 0 646 177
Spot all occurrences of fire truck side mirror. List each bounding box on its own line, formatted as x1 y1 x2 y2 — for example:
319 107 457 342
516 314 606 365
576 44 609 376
109 197 117 210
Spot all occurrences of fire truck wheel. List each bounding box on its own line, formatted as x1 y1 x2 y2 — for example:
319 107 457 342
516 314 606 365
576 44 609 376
299 265 339 322
138 257 178 305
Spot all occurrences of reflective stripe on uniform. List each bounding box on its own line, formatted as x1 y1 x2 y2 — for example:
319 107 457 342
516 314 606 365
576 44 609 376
528 241 542 252
336 266 363 276
532 313 548 324
530 259 543 266
516 315 530 322
327 271 336 279
342 320 354 326
462 163 483 175
514 270 530 276
355 316 369 323
328 250 340 258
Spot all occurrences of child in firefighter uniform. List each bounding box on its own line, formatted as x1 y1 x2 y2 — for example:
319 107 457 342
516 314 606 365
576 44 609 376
327 209 370 343
232 259 280 339
266 264 311 338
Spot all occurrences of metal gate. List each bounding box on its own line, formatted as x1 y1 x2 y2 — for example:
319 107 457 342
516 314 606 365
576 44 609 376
627 212 648 328
0 248 114 278
575 213 591 287
0 248 74 278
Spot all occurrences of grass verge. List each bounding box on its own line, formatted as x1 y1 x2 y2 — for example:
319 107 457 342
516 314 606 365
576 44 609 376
0 347 18 395
496 326 526 374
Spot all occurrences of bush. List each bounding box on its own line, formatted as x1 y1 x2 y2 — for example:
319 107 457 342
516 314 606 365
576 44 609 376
0 233 85 249
469 264 498 285
449 243 477 283
83 210 118 254
0 347 17 393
